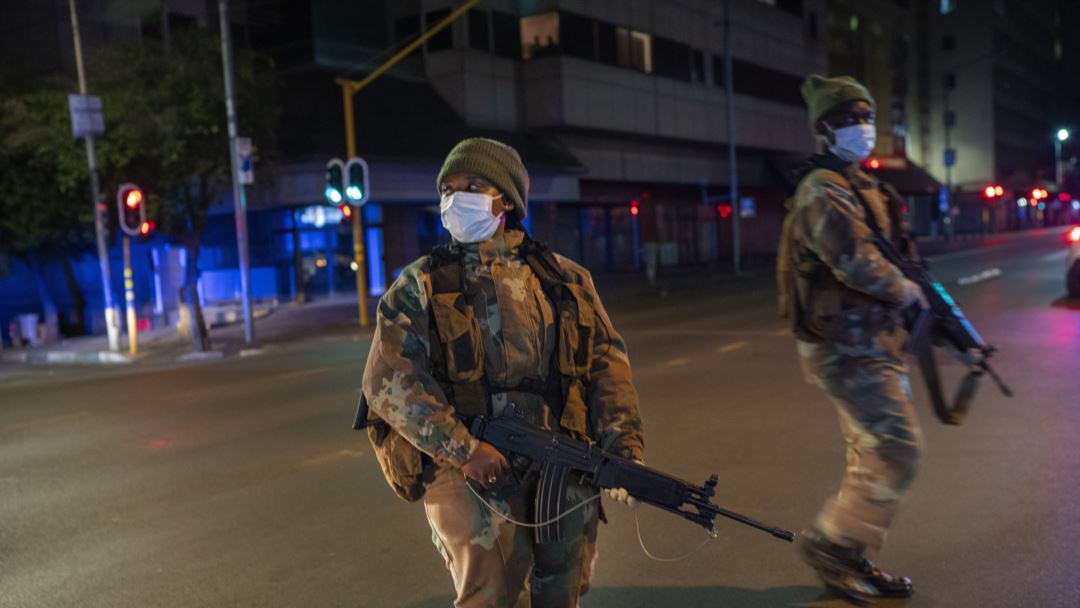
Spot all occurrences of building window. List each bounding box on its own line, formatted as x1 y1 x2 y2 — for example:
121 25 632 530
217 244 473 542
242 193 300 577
652 36 692 81
425 9 453 53
595 21 617 65
616 27 652 73
942 34 955 51
468 9 489 51
691 49 705 83
492 11 521 59
521 12 559 59
940 0 956 14
777 0 804 16
944 72 956 89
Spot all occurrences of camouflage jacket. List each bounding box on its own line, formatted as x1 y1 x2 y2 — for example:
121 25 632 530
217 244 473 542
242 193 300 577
361 228 644 470
786 157 920 358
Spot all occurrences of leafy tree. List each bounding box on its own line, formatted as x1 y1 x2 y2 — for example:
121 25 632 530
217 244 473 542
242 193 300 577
0 83 98 336
92 29 278 351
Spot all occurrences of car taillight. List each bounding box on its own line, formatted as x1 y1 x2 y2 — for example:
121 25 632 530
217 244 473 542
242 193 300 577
1070 227 1080 243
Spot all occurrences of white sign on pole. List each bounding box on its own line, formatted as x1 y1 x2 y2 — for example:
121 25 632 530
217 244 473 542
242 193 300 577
236 137 254 185
68 94 105 138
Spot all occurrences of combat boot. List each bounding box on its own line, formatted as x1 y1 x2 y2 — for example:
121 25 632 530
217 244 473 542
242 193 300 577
798 529 915 603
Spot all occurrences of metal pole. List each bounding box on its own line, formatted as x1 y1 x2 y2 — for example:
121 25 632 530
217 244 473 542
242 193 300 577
1056 138 1063 187
342 86 370 327
943 90 953 242
723 0 740 274
123 236 137 355
218 0 254 345
69 0 120 351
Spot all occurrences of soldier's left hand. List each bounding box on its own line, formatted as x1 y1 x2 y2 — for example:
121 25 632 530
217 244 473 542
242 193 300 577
604 458 644 507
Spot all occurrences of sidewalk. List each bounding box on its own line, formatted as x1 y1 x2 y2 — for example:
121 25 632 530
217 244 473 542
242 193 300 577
1 228 1055 369
0 294 373 368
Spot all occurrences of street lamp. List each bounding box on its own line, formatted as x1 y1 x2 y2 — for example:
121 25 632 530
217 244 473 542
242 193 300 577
1057 128 1071 187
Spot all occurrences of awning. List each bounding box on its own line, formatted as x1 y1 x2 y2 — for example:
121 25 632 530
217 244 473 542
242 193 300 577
866 160 943 195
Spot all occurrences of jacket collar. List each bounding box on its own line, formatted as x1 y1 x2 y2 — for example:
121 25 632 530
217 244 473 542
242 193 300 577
459 226 525 264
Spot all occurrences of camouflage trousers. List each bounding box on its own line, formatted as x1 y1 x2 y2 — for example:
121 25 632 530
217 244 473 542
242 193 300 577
798 342 925 555
422 464 600 608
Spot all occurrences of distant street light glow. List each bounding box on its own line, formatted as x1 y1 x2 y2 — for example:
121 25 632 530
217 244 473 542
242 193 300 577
1058 128 1071 142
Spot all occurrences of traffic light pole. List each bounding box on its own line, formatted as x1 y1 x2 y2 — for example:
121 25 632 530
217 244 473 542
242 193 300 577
69 0 120 352
122 236 138 355
336 0 478 328
219 0 254 346
341 90 369 328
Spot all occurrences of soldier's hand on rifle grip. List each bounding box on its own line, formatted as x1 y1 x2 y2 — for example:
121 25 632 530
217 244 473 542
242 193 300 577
604 459 645 507
462 441 510 487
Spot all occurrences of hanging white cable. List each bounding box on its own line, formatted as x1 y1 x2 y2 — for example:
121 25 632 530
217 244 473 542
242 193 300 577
467 476 715 562
465 478 600 528
634 510 714 562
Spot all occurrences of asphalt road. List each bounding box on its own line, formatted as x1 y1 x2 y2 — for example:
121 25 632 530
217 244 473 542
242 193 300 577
2 227 1078 608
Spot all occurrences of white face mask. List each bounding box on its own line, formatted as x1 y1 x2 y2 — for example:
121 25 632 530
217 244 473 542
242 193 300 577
827 123 876 162
440 191 504 243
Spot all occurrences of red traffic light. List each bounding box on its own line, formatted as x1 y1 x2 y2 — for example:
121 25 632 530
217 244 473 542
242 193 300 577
630 199 640 216
717 203 733 219
117 183 147 237
124 189 143 208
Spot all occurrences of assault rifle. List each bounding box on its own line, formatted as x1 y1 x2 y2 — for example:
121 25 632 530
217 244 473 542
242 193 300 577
863 222 1013 425
470 409 795 544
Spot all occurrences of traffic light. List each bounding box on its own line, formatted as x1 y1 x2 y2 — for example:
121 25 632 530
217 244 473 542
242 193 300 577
117 183 148 237
344 157 370 205
630 199 640 216
324 158 345 204
338 203 353 219
982 184 1004 200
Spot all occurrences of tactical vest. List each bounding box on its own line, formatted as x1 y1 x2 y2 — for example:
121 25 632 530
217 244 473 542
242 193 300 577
776 156 909 341
357 236 598 502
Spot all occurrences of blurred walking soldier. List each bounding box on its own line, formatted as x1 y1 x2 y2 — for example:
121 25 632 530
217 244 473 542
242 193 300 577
777 75 928 604
359 138 645 607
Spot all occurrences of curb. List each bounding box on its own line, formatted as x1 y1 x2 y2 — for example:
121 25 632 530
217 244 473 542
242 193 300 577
1 350 133 365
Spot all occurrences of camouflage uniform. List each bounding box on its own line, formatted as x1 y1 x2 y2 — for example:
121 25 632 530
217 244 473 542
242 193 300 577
784 160 925 555
362 227 644 607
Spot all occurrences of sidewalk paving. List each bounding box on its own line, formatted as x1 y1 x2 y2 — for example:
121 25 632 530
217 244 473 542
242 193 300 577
1 228 1056 370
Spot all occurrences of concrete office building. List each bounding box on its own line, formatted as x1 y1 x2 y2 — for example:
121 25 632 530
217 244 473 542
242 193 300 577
256 0 828 294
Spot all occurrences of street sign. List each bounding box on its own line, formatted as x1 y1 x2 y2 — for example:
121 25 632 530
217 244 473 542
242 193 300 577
739 196 756 219
944 148 956 167
68 94 105 138
236 137 254 185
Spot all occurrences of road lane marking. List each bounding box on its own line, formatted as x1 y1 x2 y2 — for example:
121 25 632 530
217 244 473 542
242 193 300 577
276 366 336 380
300 449 365 467
956 267 1002 286
716 340 748 353
1038 250 1068 263
664 357 691 367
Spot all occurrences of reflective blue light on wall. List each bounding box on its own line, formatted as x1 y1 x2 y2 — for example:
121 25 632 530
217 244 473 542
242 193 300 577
366 227 385 296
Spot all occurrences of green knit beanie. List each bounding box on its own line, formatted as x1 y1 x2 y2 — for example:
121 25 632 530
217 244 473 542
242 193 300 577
800 74 876 127
436 138 530 219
